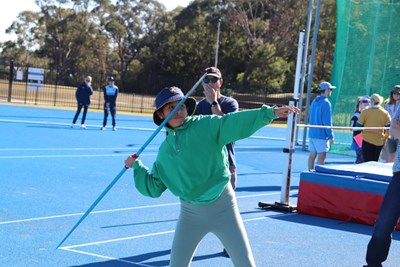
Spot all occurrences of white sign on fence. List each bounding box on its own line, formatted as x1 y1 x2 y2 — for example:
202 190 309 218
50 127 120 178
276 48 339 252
27 67 44 90
16 69 24 80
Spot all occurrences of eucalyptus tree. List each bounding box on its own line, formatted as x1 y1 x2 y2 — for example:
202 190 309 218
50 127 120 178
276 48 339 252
2 9 45 65
156 0 226 79
23 0 104 84
224 0 307 93
93 0 168 90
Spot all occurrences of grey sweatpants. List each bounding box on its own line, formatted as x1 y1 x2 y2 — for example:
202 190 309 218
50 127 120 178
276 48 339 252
169 183 256 267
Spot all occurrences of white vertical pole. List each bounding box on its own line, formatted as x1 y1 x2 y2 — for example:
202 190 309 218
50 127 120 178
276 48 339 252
294 31 305 100
279 31 304 205
302 0 322 150
296 0 314 148
215 18 221 68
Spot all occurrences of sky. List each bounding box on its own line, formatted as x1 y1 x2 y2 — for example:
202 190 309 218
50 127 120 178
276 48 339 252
1 0 192 43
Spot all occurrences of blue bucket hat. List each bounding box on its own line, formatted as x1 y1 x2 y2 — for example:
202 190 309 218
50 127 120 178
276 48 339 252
153 86 196 126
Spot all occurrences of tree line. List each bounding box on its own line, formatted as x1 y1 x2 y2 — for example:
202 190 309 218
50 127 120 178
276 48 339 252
0 0 336 95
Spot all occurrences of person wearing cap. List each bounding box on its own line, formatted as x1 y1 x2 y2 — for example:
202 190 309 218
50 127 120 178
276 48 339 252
101 76 119 131
363 101 400 267
350 95 370 163
380 85 400 162
196 67 239 257
357 93 391 162
195 67 239 190
307 81 335 170
71 76 93 129
124 86 299 267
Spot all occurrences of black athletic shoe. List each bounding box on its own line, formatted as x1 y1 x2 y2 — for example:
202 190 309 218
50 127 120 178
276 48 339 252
222 248 229 258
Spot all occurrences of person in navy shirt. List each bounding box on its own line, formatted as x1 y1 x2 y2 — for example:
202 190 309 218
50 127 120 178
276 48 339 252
195 67 239 257
71 76 93 129
195 67 239 189
101 76 119 131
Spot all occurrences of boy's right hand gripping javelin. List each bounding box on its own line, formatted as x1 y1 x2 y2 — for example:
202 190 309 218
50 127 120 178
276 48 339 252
125 154 138 169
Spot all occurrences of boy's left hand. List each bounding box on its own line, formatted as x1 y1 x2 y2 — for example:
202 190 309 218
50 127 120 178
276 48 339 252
273 105 300 118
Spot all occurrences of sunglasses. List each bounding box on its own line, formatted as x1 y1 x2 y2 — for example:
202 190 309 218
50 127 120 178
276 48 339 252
203 76 220 84
361 100 370 103
393 92 400 95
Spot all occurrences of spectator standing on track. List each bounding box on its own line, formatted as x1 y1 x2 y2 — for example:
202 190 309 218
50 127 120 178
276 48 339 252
101 76 119 131
195 67 239 190
350 95 370 164
357 93 391 162
71 76 93 129
380 85 400 162
307 81 335 170
363 104 400 267
124 86 299 267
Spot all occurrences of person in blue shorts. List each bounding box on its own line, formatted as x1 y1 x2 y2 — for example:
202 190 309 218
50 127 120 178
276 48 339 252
307 81 335 170
125 86 299 267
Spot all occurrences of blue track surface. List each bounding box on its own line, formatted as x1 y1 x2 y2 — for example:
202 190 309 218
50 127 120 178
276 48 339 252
1 103 400 267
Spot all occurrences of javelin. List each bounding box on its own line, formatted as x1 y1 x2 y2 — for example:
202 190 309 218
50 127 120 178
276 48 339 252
296 124 389 131
56 74 206 249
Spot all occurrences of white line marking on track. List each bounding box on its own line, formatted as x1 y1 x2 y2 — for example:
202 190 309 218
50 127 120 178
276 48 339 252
0 191 298 225
61 248 154 266
0 154 156 159
0 119 284 140
0 150 282 159
0 203 179 225
0 147 141 151
0 118 158 132
61 230 175 249
60 212 297 252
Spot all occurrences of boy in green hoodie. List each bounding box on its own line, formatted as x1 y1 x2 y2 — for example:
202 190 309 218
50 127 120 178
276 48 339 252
125 86 299 267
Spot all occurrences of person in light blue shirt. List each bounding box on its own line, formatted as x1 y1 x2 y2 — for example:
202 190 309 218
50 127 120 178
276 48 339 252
101 76 119 131
307 81 335 170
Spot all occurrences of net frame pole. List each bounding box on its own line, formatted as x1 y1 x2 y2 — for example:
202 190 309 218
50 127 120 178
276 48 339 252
302 0 322 151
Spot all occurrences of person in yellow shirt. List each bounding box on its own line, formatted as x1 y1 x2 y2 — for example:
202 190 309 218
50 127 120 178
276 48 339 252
357 93 391 162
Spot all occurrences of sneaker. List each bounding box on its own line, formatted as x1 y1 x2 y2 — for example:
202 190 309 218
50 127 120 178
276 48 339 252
80 124 86 129
222 248 229 258
101 127 106 131
112 127 117 131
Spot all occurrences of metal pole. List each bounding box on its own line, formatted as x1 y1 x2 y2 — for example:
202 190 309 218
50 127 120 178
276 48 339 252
302 0 322 151
215 18 221 67
258 31 305 213
294 31 305 100
295 0 314 148
8 59 14 102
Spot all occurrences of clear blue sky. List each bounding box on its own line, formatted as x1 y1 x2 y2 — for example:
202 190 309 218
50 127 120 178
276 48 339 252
1 0 191 43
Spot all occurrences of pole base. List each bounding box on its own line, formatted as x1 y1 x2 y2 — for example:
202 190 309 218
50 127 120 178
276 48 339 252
258 201 297 213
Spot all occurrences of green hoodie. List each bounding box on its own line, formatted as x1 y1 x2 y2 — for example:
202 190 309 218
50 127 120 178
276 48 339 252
133 105 277 204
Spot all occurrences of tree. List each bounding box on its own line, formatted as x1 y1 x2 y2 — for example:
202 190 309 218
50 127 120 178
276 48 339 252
224 0 307 93
93 0 168 90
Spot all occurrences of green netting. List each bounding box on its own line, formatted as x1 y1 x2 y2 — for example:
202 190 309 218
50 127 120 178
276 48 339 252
330 0 400 155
